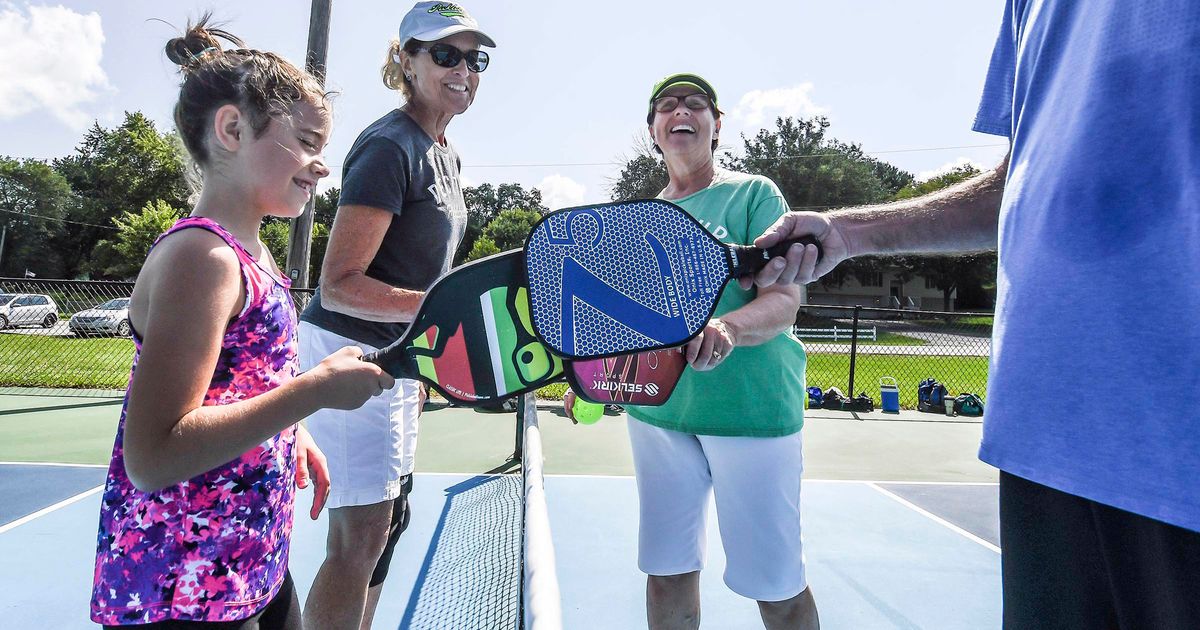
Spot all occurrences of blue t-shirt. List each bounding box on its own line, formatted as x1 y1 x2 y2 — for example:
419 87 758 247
974 1 1199 531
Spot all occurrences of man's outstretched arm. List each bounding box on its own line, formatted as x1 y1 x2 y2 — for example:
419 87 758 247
747 154 1009 288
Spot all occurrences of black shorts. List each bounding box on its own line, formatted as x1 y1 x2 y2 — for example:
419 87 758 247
999 471 1200 630
104 571 299 630
370 473 414 587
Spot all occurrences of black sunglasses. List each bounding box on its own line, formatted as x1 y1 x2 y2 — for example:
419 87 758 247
652 93 713 114
417 43 490 73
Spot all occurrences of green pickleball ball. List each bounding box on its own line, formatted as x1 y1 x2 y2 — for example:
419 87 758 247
572 399 603 424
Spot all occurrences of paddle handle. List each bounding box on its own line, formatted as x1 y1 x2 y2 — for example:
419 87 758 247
361 342 416 380
729 236 823 278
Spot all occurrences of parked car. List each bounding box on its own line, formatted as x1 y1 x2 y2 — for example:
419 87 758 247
0 293 59 329
69 297 132 337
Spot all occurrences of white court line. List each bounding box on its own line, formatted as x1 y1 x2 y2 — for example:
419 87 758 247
540 474 997 485
814 479 998 486
413 471 509 478
867 482 1001 554
0 485 103 535
544 473 633 480
0 461 108 468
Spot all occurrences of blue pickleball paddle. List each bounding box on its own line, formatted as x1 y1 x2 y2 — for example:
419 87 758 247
523 199 820 360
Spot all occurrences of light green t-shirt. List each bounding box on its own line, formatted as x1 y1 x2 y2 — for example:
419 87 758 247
626 169 808 437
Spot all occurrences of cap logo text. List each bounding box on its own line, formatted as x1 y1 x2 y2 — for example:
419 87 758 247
428 3 466 17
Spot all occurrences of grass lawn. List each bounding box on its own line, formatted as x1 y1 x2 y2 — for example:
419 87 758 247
0 335 987 410
806 352 988 408
918 316 994 335
0 334 134 389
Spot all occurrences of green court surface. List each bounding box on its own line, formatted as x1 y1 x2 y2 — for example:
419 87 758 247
0 394 123 465
0 393 990 481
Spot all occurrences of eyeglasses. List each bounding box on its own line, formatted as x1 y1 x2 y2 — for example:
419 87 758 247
652 93 713 114
416 43 490 73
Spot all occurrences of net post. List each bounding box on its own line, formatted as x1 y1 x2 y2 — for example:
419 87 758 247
520 392 563 629
513 396 525 462
847 305 861 403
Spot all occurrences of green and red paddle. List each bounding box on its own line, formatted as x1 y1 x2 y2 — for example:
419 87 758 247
363 250 563 407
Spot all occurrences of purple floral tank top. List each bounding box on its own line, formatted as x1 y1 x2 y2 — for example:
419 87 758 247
91 217 299 625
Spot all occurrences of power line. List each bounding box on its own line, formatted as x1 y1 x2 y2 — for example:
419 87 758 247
4 143 1007 172
0 208 117 230
321 143 1009 170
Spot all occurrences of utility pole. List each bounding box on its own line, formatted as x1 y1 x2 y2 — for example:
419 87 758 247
285 0 332 288
0 222 7 273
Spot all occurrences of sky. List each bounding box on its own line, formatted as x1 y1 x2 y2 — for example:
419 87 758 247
0 1 1010 211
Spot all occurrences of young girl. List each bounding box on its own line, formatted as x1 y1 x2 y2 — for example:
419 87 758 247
90 18 393 629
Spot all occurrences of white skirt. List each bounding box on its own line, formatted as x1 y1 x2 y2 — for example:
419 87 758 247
299 321 422 509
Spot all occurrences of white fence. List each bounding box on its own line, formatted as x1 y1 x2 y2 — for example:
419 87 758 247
793 325 878 341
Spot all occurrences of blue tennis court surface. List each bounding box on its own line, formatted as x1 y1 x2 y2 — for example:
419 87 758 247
0 467 999 628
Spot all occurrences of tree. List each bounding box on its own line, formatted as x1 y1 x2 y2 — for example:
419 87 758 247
724 116 904 211
902 252 996 312
93 200 183 279
464 207 543 262
308 222 330 285
894 163 979 200
608 137 668 201
464 236 500 262
260 220 290 273
313 187 339 229
867 157 916 197
263 217 328 284
726 117 916 290
892 164 994 311
0 158 73 277
52 112 190 277
457 183 546 265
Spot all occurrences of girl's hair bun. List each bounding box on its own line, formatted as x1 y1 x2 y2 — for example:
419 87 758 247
164 13 244 69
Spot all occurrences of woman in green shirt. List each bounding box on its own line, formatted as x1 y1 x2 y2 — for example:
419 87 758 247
627 73 821 630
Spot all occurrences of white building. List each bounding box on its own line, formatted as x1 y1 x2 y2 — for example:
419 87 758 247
805 269 955 312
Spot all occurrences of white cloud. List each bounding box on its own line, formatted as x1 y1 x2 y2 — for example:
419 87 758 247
728 84 828 128
0 5 109 129
536 174 586 211
916 157 984 182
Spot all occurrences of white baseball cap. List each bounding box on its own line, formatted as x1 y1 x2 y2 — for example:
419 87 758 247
399 2 496 48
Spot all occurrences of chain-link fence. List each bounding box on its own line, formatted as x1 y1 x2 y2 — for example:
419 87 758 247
798 304 992 408
0 278 313 392
1 279 992 409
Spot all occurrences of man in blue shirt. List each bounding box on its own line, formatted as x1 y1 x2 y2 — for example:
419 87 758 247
750 2 1199 627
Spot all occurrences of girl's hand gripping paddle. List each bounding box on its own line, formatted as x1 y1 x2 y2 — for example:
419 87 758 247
523 199 821 360
362 250 563 406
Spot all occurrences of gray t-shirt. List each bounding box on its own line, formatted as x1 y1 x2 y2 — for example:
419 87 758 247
301 109 467 348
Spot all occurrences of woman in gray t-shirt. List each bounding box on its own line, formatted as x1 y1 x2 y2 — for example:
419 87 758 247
298 3 495 627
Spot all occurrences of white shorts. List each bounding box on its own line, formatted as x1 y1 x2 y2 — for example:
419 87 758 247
627 418 808 602
299 321 422 509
